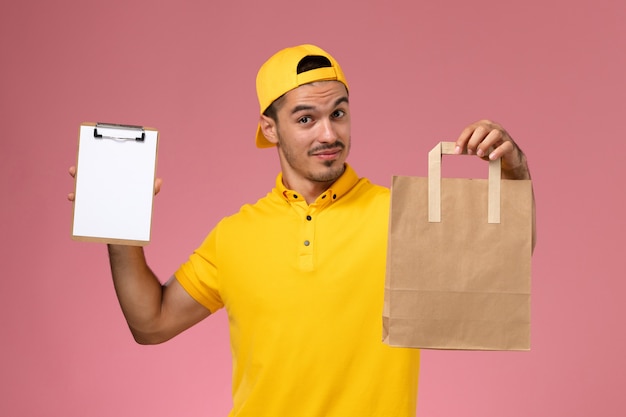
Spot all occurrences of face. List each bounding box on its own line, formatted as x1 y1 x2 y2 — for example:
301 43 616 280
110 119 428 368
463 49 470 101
260 81 351 192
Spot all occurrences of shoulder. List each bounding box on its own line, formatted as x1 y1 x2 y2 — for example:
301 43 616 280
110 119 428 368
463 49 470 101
218 191 287 229
348 177 390 204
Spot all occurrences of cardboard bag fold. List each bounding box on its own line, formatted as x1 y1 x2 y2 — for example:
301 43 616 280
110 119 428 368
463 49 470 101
383 142 533 350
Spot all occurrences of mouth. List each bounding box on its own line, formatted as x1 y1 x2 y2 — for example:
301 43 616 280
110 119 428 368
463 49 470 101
309 142 345 160
312 149 341 160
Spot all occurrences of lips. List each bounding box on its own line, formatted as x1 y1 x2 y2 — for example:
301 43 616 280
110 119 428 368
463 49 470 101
309 142 345 158
313 148 341 156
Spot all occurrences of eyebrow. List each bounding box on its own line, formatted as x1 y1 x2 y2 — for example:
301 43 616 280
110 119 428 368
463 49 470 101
290 96 349 115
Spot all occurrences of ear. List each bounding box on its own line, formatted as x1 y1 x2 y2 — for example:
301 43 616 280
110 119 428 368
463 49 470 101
259 114 279 145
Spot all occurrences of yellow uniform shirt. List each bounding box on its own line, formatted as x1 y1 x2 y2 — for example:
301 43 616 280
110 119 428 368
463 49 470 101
176 165 420 417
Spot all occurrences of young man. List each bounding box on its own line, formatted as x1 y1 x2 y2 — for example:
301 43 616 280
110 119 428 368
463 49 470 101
70 44 531 416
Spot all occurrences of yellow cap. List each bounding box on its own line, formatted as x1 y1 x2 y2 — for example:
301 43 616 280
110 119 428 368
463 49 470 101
255 44 349 148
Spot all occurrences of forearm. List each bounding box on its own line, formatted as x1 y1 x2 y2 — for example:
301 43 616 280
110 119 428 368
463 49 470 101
107 244 165 342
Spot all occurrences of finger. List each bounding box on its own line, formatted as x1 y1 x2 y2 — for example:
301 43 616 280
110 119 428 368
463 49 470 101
466 124 491 155
68 166 77 202
457 120 496 155
154 178 162 196
455 125 476 154
475 128 504 158
487 140 515 161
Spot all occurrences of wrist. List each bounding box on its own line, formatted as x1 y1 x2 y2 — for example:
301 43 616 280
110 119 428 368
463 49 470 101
502 155 531 180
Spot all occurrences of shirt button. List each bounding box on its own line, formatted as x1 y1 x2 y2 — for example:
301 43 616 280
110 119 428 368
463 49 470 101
304 240 310 246
306 215 312 221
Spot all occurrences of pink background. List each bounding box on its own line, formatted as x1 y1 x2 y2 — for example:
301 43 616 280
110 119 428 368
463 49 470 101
1 0 624 416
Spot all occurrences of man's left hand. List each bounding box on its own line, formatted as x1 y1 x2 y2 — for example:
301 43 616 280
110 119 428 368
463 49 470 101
455 119 530 180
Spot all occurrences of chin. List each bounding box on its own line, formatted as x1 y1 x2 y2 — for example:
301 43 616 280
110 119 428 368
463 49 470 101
311 162 345 183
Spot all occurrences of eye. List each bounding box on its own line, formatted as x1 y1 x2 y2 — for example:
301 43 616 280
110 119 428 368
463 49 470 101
298 116 312 124
332 109 345 118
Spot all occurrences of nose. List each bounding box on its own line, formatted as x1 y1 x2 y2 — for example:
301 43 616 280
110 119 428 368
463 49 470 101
319 118 338 143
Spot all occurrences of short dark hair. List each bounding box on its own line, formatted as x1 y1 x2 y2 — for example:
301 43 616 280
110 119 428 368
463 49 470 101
263 55 333 122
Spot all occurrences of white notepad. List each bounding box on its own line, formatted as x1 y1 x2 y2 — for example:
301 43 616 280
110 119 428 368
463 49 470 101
72 122 159 245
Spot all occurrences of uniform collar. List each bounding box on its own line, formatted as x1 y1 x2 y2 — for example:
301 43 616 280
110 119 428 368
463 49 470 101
274 164 359 206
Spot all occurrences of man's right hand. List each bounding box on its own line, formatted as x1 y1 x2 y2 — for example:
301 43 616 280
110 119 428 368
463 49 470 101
67 165 209 344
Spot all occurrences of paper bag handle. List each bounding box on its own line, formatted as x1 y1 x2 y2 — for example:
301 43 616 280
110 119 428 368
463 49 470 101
428 142 501 223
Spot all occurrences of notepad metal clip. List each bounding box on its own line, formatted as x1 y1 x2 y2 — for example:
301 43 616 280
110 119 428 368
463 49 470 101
94 123 145 142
